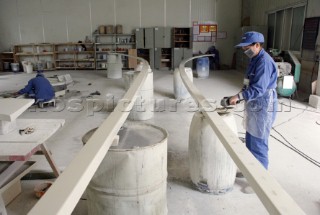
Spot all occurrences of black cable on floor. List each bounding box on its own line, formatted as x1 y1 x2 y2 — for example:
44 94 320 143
273 106 306 128
271 128 320 167
234 114 320 168
278 100 320 114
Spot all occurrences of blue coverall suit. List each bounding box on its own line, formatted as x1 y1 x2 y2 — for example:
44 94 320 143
240 48 278 169
18 73 55 103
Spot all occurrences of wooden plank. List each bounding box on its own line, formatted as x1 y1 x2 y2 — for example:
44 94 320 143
0 161 25 188
40 143 60 177
28 55 151 215
1 180 21 207
0 194 7 215
128 49 137 69
0 161 35 205
0 99 34 121
179 56 306 215
0 143 40 161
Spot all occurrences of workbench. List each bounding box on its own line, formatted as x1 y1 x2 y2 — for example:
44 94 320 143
0 98 65 209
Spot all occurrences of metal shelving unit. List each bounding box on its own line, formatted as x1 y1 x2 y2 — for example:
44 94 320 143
14 43 56 71
54 43 95 70
93 34 136 69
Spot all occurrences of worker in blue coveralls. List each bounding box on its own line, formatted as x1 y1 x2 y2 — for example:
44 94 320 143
17 71 55 103
228 31 278 169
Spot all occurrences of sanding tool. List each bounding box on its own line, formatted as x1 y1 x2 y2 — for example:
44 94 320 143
220 96 241 107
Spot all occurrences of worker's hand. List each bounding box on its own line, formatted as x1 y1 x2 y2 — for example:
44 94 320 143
229 95 239 105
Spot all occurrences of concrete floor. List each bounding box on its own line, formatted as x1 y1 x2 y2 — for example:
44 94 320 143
1 69 320 215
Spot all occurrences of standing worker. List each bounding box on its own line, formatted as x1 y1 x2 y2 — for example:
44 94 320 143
228 31 278 169
17 71 55 103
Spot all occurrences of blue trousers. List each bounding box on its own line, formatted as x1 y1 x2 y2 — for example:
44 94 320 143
245 132 269 169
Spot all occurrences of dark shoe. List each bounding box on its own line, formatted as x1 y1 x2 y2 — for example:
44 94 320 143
236 172 244 178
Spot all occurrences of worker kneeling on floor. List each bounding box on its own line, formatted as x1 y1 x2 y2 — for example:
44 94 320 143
17 71 55 105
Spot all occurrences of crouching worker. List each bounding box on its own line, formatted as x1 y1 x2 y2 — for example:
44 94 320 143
17 71 55 104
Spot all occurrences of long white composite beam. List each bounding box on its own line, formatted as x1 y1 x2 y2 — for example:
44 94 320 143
28 56 150 215
179 55 305 215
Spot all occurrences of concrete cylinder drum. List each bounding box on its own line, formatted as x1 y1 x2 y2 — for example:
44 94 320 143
173 67 193 100
123 69 154 121
107 55 123 79
189 111 238 194
83 123 168 215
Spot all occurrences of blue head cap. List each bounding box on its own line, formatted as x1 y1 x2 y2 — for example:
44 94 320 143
235 31 264 47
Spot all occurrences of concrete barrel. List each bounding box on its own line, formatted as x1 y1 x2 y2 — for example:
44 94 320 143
173 67 193 100
107 55 123 79
189 111 238 194
83 123 168 215
123 69 154 121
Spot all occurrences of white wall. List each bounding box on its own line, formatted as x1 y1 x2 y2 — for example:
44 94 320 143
0 0 241 66
216 0 242 67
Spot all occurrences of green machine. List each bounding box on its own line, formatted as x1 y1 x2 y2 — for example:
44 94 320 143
275 51 301 97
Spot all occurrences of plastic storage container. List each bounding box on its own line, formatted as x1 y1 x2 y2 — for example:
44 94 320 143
3 62 10 70
196 57 209 78
11 63 20 72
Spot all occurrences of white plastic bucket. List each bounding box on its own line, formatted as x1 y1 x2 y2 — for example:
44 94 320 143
189 111 238 194
173 67 193 100
83 123 168 215
11 63 19 72
21 61 28 72
26 64 33 73
46 61 53 69
196 57 209 78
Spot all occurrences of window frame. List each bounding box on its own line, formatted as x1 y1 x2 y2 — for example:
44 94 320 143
267 4 306 54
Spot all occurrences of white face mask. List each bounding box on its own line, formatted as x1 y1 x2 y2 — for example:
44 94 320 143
244 48 255 58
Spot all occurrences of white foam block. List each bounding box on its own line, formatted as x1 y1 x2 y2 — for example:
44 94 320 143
309 94 320 109
283 75 294 89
